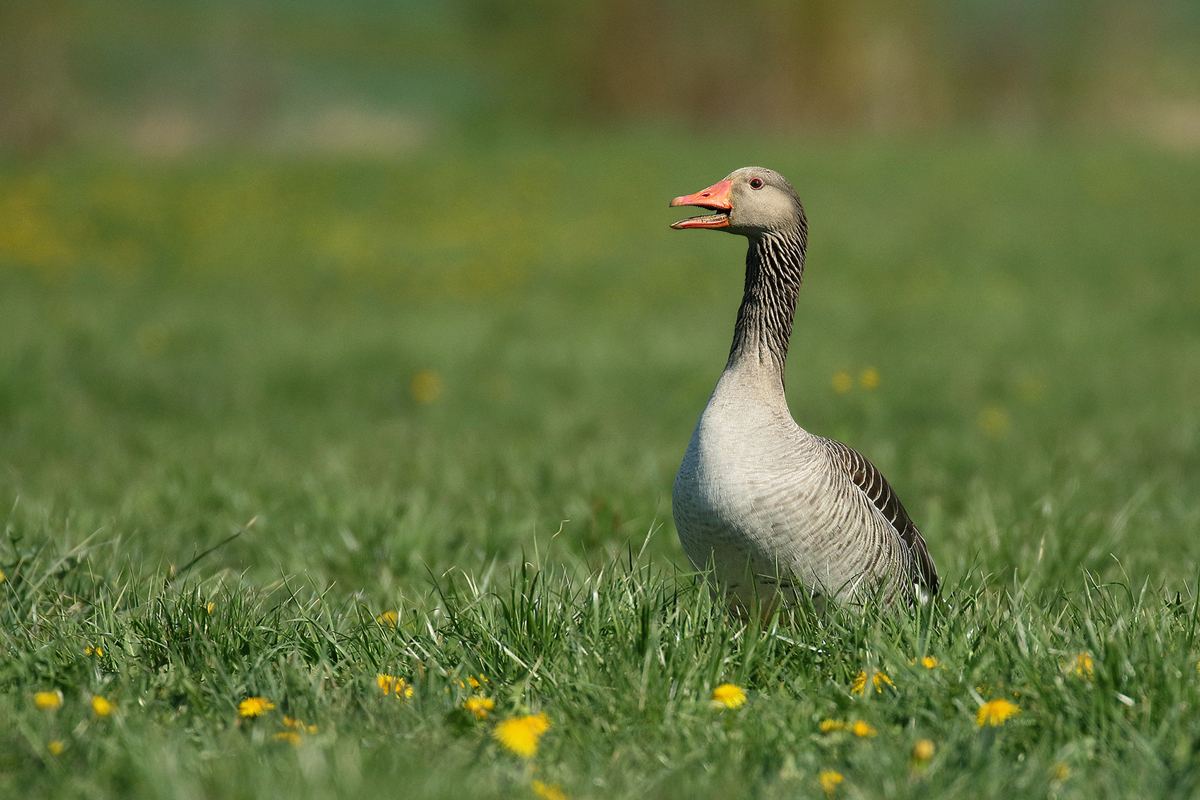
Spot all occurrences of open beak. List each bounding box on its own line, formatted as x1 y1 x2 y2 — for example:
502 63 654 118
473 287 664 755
670 179 732 229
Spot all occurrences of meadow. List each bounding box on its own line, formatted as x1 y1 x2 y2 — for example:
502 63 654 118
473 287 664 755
2 132 1199 798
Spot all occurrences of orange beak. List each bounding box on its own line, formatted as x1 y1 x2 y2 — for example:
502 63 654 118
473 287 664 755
670 179 732 229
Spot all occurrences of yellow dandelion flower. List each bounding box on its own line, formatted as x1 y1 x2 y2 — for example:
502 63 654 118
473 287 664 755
456 674 487 689
206 602 215 614
977 406 1010 439
851 670 893 695
832 372 852 393
47 740 65 755
818 770 843 797
91 696 114 717
494 713 550 759
377 674 414 699
34 690 63 710
921 656 938 669
238 697 275 717
376 611 398 627
464 696 495 720
711 683 747 709
531 780 568 800
0 568 5 583
851 720 878 738
819 719 846 733
273 731 302 746
860 367 879 390
912 739 935 761
976 698 1019 727
85 645 104 657
284 716 318 734
411 369 443 404
1052 763 1071 782
1073 652 1094 680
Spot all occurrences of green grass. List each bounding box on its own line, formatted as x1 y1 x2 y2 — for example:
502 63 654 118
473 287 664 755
2 132 1200 798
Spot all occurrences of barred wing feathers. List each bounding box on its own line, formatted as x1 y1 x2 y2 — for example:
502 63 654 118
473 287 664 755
820 437 940 597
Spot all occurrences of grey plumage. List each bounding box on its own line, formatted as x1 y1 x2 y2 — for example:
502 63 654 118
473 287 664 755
669 166 939 611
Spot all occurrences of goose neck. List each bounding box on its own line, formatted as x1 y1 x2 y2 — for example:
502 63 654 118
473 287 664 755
726 228 806 382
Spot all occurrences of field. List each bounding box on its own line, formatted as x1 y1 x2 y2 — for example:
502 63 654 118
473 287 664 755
2 132 1199 798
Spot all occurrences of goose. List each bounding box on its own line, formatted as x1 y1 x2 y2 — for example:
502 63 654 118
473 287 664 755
669 167 938 612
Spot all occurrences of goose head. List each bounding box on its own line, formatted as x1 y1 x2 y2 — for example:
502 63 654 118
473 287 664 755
670 167 804 237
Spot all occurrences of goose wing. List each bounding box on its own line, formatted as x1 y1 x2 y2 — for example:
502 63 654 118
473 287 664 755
819 437 940 596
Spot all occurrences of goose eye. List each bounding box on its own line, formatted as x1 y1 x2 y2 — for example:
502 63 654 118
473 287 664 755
749 178 764 189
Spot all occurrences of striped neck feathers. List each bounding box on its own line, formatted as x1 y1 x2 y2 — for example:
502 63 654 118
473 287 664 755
727 226 807 381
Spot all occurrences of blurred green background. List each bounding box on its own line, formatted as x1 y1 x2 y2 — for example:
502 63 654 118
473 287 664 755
3 0 1200 152
1 0 1199 593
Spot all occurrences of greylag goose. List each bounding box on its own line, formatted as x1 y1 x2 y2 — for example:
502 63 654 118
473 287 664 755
669 167 938 611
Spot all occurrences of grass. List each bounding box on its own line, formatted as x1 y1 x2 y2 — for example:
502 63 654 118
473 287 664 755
1 131 1199 798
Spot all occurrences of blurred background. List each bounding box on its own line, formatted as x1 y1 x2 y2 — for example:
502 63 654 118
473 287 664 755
2 0 1200 156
